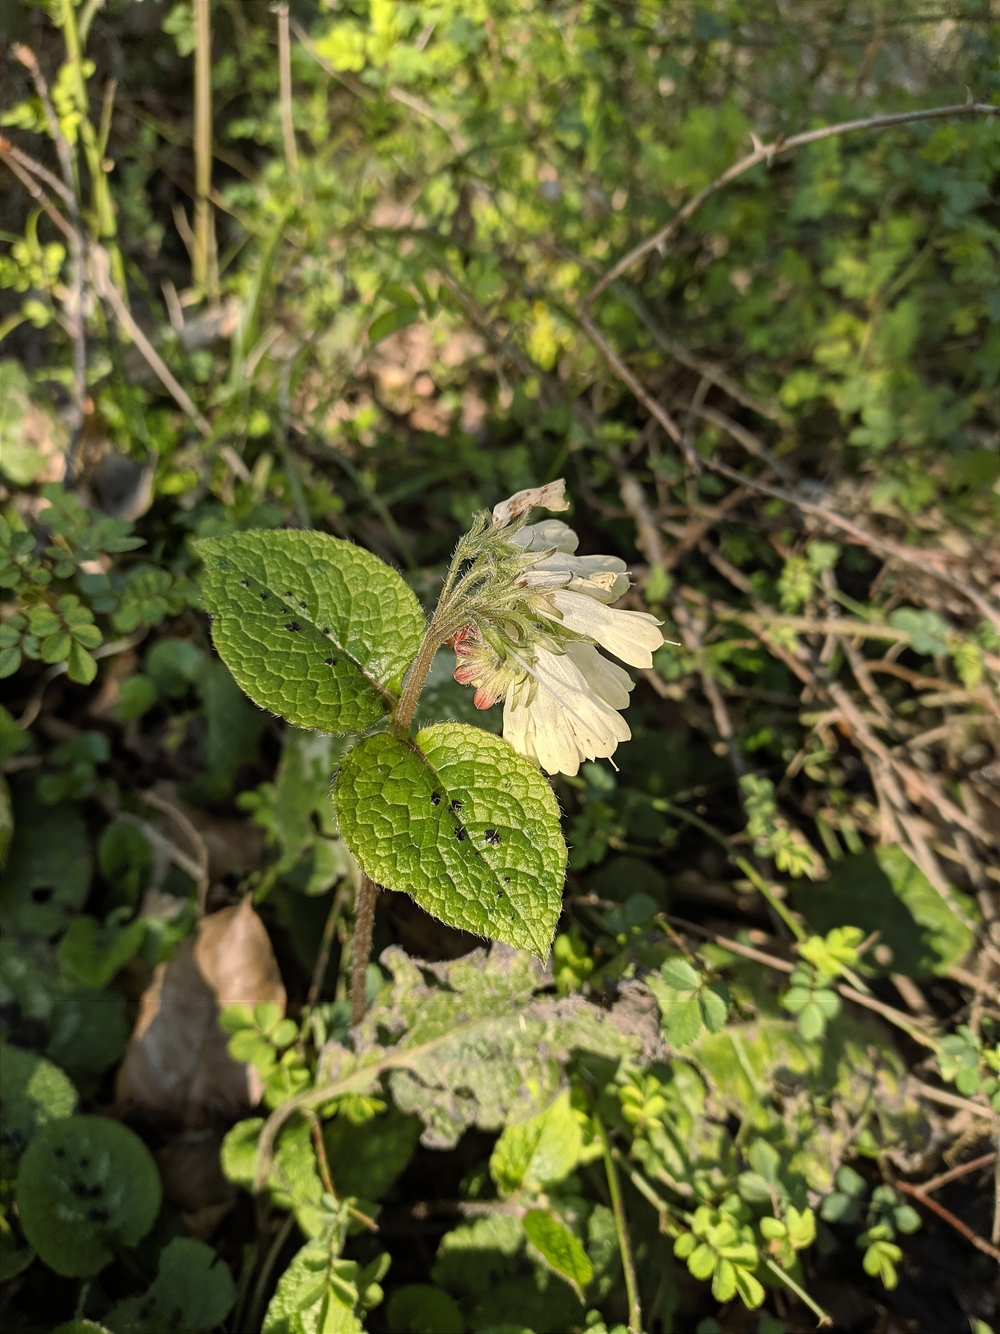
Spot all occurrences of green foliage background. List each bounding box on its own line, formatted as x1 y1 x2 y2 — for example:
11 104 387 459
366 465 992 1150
0 1 998 1332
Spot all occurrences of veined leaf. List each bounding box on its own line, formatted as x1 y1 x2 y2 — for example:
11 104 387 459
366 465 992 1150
334 723 566 955
522 1209 593 1299
198 530 425 735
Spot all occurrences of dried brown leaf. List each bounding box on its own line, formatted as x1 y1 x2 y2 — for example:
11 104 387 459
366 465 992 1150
115 897 285 1129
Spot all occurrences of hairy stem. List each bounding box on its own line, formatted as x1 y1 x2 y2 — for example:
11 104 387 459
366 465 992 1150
349 873 378 1026
595 1114 642 1333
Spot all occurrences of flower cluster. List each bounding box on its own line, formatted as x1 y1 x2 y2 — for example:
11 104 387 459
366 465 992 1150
450 482 663 776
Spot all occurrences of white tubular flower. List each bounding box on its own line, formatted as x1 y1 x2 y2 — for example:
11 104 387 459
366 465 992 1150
541 589 663 669
452 480 666 775
503 642 634 777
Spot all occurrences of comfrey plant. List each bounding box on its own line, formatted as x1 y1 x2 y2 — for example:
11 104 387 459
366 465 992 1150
199 481 663 1015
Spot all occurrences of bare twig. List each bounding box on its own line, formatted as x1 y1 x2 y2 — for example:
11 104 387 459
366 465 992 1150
586 103 1000 304
917 1150 997 1195
896 1179 1000 1262
273 3 299 179
576 309 696 469
140 789 210 912
707 458 998 623
90 246 211 432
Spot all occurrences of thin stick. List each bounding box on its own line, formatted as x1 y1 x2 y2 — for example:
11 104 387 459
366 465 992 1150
895 1180 1000 1262
763 1258 833 1326
90 246 211 432
349 873 378 1026
707 458 997 623
244 1213 295 1334
303 884 348 1018
586 103 1000 304
274 3 299 179
912 1080 997 1121
918 1151 997 1195
576 309 696 469
595 1115 642 1334
140 789 210 912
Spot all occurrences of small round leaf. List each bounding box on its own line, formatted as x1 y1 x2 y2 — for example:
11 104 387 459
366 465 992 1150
16 1116 161 1276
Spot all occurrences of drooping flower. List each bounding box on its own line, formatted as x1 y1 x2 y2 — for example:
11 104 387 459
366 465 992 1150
450 482 665 775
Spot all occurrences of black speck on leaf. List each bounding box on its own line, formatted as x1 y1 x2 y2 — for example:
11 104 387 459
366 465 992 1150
430 792 441 806
240 579 248 586
484 829 500 845
449 799 462 814
324 657 334 666
260 592 269 601
285 622 300 632
455 826 467 841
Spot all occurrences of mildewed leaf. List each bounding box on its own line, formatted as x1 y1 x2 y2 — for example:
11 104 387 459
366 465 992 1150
198 530 425 735
334 723 566 955
522 1209 593 1299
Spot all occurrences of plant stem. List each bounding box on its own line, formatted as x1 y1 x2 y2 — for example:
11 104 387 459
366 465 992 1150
275 2 299 180
349 873 378 1026
393 613 448 735
302 884 347 1022
655 797 805 941
595 1114 642 1334
763 1258 832 1327
192 0 217 296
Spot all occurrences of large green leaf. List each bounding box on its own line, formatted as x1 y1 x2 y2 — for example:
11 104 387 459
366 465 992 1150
792 846 975 977
198 529 425 735
334 723 566 955
15 1117 161 1277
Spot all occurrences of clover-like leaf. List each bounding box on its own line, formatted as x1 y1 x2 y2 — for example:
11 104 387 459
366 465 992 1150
522 1208 593 1300
648 956 730 1048
15 1116 161 1276
334 723 566 955
198 530 425 735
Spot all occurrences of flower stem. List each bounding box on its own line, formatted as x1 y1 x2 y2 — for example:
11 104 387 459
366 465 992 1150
595 1114 643 1333
349 873 377 1026
655 797 806 941
393 614 448 735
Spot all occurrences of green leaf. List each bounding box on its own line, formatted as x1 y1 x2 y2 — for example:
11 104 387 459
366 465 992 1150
659 958 701 991
793 846 975 978
386 1285 464 1334
0 1041 77 1177
58 912 145 988
368 304 421 345
489 1090 582 1195
66 640 98 685
198 529 425 735
15 1116 161 1276
334 723 566 956
0 785 92 936
522 1209 593 1299
104 1238 235 1334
